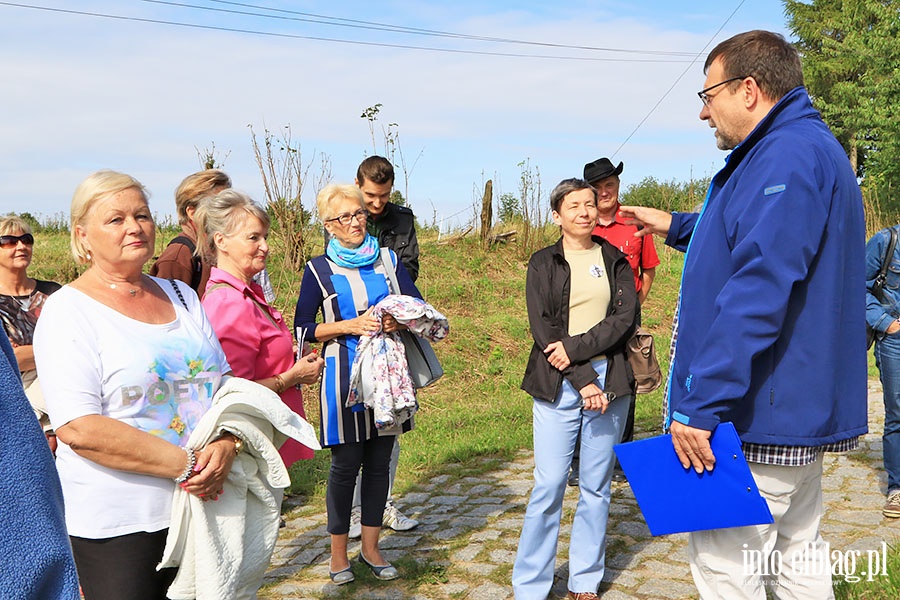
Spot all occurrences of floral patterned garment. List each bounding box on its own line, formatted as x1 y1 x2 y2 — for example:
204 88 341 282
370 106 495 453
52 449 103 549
0 280 61 350
348 294 449 429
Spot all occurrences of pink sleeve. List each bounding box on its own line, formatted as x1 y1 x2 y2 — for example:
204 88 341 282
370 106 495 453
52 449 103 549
202 289 261 380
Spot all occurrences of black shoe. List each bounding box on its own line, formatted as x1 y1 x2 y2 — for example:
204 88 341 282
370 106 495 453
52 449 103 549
611 468 627 483
567 460 580 487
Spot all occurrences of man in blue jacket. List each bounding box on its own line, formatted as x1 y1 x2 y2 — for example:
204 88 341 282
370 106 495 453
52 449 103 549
620 30 867 599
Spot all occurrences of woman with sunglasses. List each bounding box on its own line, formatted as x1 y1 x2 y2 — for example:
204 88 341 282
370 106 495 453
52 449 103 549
294 184 421 585
513 178 638 600
0 216 62 450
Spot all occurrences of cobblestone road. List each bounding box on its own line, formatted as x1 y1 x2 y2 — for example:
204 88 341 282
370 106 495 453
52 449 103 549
262 380 900 599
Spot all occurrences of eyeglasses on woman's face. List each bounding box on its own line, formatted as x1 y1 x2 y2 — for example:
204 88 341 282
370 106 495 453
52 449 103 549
0 233 35 248
326 209 368 226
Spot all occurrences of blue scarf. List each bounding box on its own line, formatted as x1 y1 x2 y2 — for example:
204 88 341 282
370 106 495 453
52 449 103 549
327 234 380 268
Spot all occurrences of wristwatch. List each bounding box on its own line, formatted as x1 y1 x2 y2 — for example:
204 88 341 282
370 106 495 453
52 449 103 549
218 430 245 455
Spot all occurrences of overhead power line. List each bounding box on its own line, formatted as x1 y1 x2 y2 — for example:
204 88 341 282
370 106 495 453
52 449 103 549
0 1 696 63
610 0 749 158
198 0 698 57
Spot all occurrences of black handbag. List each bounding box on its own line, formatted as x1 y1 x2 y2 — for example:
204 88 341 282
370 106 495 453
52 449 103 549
868 227 898 350
400 330 444 389
380 249 445 388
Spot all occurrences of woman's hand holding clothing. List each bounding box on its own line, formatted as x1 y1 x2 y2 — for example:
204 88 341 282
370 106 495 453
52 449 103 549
313 306 383 342
181 437 238 501
346 307 380 336
381 313 407 334
57 414 236 500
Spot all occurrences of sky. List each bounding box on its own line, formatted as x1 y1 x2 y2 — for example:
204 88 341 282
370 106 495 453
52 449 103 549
0 0 791 229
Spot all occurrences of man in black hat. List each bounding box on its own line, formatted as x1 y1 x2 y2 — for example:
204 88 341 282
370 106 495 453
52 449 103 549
583 158 659 305
566 157 660 487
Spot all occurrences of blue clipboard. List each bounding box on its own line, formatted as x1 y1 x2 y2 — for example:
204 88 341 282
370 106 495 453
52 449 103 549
614 422 773 536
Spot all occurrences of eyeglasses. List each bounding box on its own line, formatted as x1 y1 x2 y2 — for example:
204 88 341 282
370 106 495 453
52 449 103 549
326 209 368 226
0 233 34 248
697 76 747 106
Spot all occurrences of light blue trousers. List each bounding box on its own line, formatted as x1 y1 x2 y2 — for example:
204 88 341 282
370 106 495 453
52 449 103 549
512 359 629 599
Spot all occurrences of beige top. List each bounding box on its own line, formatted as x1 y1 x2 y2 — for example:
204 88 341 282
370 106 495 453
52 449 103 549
565 244 610 361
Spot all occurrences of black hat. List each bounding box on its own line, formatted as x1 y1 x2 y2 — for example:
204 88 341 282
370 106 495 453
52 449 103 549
583 157 623 184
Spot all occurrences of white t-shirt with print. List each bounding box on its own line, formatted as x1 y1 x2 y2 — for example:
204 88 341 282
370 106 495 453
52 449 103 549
33 277 230 539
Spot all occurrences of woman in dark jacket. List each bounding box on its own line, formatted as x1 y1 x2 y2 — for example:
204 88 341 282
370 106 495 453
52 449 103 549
513 178 638 600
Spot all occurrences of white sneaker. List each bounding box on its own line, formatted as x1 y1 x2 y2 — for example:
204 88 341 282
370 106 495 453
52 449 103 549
348 507 362 539
383 501 419 531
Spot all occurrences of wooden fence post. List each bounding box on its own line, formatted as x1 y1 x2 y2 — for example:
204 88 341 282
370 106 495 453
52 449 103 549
480 180 493 244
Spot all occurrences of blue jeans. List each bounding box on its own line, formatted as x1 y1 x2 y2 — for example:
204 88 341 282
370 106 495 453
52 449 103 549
875 332 900 493
512 359 629 598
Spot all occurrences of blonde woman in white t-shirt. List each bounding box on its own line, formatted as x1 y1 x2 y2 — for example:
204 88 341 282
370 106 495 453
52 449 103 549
34 170 236 600
513 178 638 600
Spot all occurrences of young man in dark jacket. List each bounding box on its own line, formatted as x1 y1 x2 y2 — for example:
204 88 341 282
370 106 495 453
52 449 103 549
356 156 419 282
621 30 866 598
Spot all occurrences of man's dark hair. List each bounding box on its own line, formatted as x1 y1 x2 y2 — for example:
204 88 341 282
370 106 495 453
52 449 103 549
549 178 596 213
356 155 395 186
705 30 803 102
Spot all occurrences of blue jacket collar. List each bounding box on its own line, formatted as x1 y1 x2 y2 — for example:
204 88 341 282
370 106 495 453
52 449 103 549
719 86 817 177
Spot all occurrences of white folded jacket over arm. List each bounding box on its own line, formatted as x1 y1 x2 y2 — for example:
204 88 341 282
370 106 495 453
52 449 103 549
158 376 320 600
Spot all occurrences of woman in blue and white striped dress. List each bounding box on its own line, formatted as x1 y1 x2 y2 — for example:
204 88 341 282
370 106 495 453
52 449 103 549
294 184 421 585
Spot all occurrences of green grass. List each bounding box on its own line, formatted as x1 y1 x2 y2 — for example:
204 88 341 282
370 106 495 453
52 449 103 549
833 541 900 599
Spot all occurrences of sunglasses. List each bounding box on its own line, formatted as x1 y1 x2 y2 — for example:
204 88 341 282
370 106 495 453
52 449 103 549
0 233 35 248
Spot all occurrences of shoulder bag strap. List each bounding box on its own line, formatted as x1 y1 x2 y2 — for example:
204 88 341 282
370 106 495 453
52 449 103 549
380 247 400 294
169 278 190 311
873 227 898 303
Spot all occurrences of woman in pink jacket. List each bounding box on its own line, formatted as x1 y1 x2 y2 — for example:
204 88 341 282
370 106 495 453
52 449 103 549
196 190 323 466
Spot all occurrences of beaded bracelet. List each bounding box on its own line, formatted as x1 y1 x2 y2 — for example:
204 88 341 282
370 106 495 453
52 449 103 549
174 447 197 484
273 374 286 394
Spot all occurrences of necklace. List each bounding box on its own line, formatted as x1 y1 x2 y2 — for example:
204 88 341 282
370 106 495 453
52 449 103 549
108 282 140 296
93 270 143 297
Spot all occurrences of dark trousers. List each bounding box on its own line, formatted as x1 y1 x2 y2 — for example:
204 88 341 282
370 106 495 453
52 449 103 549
326 434 396 533
620 395 636 444
71 530 176 600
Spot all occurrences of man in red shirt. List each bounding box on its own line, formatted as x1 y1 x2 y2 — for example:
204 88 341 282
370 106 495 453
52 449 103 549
584 157 660 304
568 157 661 486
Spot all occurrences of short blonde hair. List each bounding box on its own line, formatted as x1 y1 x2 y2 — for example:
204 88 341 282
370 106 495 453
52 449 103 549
193 189 270 264
70 170 149 264
174 169 232 225
0 215 32 236
316 184 365 222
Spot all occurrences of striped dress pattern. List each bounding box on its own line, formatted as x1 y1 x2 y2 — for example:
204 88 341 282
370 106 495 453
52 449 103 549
302 251 414 447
